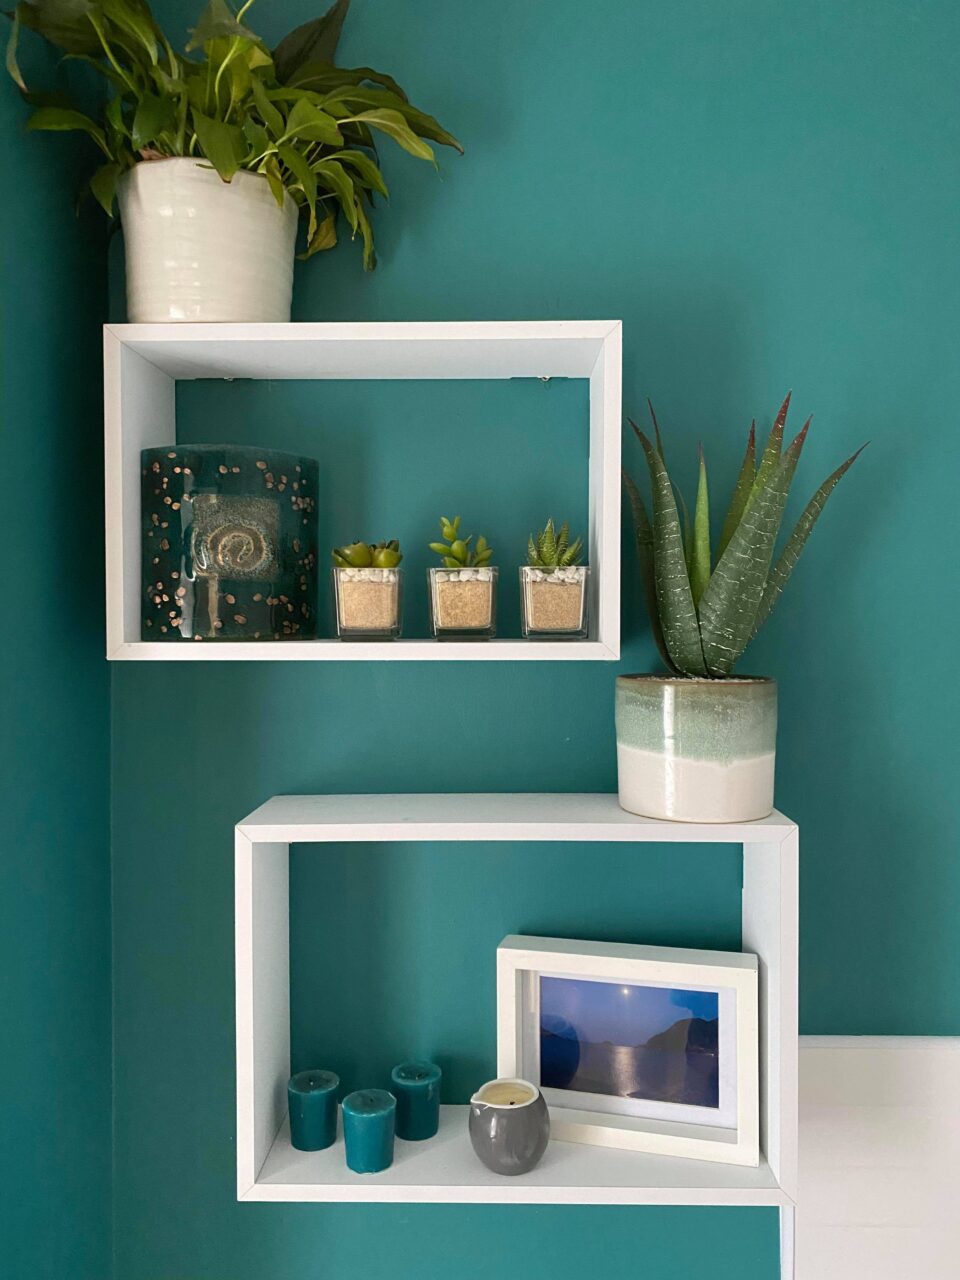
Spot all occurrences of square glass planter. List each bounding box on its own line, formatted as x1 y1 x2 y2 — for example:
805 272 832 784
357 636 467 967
332 567 402 639
520 566 589 638
428 567 498 639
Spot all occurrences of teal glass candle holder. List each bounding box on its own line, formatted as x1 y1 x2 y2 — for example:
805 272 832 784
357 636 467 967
391 1061 441 1141
141 443 318 641
288 1069 339 1152
341 1089 396 1173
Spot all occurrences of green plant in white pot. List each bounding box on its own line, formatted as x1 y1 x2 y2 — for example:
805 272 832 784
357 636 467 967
6 0 461 322
619 396 864 822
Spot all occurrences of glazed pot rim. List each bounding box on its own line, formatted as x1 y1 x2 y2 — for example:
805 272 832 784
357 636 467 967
470 1077 539 1108
617 673 775 686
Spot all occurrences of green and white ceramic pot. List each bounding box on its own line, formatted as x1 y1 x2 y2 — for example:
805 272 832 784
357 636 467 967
615 675 777 823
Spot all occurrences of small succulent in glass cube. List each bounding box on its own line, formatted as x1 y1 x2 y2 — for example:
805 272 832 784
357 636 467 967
427 515 497 638
521 519 589 638
331 539 403 639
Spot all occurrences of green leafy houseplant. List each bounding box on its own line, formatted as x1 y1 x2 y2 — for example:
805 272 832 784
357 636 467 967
6 0 461 267
428 515 493 569
623 395 865 678
527 518 582 568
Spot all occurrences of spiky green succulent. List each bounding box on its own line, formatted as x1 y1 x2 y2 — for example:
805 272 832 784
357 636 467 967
428 515 493 568
623 395 866 678
527 519 583 568
333 539 402 568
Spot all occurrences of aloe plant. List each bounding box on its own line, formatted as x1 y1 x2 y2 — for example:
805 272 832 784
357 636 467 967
5 0 461 268
428 515 493 568
623 396 865 677
332 538 402 569
527 519 583 568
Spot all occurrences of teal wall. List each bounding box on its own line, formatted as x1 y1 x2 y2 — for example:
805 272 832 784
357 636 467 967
0 47 112 1280
5 0 958 1277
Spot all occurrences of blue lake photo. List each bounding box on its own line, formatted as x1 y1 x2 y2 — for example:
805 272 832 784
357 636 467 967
540 976 720 1108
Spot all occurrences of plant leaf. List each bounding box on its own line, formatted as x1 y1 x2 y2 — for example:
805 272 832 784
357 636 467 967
354 193 376 269
315 158 357 230
333 148 388 196
690 445 711 608
748 392 791 510
541 518 557 565
283 96 343 145
6 12 25 92
632 425 707 676
250 73 284 137
752 442 867 637
131 92 167 151
289 60 408 101
299 205 337 259
188 0 259 51
648 399 666 462
697 417 810 675
273 0 350 83
622 466 679 674
14 0 101 56
278 144 317 236
192 111 246 180
89 160 120 214
262 153 285 206
717 420 756 558
344 108 435 163
26 105 109 156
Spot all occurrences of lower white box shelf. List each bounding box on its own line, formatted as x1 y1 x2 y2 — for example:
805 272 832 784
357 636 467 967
235 793 797 1269
247 1108 788 1206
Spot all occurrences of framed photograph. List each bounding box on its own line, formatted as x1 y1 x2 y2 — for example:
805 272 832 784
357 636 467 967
496 935 759 1166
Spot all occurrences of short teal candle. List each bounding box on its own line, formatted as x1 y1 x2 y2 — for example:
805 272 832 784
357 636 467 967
341 1089 396 1173
288 1069 339 1152
391 1061 441 1141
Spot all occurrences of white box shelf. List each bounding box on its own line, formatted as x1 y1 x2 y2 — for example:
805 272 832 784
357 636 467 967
104 321 622 660
234 792 798 1254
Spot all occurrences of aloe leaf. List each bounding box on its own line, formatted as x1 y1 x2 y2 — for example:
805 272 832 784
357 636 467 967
717 420 756 558
698 418 810 675
748 392 791 509
690 446 711 608
541 519 557 564
631 426 707 676
752 442 867 636
622 468 677 674
647 399 666 462
674 483 692 569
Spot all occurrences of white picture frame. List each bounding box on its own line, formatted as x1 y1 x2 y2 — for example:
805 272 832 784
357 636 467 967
496 935 760 1167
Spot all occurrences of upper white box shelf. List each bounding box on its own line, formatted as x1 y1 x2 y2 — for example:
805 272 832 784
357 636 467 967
103 321 622 661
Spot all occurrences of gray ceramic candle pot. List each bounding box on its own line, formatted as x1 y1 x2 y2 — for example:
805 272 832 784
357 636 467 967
468 1078 550 1175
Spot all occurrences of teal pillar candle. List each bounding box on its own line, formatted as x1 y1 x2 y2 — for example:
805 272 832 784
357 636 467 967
341 1089 396 1173
288 1070 339 1152
391 1061 441 1141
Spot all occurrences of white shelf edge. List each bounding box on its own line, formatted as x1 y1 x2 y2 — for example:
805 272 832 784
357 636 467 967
243 1110 791 1207
109 640 619 661
235 793 797 845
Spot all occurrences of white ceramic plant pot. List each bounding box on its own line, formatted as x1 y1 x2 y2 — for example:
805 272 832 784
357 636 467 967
615 675 777 823
118 158 299 323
